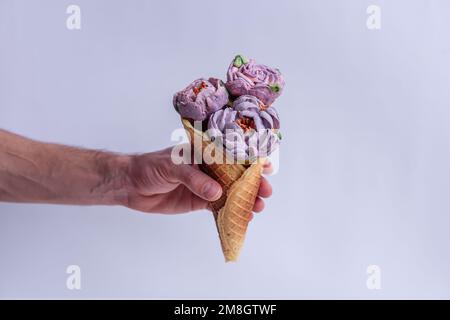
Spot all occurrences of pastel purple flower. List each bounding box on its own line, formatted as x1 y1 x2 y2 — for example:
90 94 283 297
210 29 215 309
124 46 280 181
225 55 285 106
233 95 280 130
208 95 280 161
173 78 229 121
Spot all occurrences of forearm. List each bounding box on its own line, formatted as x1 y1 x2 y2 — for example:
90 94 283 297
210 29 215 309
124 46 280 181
0 130 130 205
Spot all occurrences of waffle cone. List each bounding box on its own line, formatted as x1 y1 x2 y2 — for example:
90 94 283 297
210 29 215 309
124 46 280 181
181 118 263 262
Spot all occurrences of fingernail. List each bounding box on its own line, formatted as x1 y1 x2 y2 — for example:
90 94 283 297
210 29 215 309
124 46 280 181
202 182 221 200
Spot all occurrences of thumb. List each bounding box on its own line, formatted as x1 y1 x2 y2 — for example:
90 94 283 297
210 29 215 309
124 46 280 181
175 165 222 201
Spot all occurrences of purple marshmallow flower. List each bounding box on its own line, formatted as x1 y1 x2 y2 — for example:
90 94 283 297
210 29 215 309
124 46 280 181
208 95 280 161
225 55 285 106
173 78 229 121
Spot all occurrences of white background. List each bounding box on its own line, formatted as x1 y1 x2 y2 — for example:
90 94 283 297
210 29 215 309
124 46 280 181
1 0 450 298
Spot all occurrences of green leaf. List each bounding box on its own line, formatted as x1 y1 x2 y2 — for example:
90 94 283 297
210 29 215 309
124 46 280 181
233 54 248 68
270 84 281 93
277 131 282 140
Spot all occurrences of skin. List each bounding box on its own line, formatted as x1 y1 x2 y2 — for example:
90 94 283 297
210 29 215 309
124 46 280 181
0 129 272 218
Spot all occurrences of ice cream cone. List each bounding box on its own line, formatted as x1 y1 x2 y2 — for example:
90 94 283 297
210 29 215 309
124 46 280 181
181 118 263 262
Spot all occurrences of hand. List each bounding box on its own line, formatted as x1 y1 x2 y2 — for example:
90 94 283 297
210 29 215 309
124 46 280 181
124 146 273 215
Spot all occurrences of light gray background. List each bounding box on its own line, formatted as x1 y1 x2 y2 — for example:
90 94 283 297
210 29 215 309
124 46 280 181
1 0 449 299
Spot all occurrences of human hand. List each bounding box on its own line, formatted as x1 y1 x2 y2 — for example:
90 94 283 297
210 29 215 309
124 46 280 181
123 146 272 215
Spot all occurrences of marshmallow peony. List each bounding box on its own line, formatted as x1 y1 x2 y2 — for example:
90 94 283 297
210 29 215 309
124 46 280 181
225 55 285 106
208 95 280 161
173 78 229 121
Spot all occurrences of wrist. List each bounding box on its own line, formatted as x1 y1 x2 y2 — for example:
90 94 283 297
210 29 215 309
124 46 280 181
101 153 133 207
